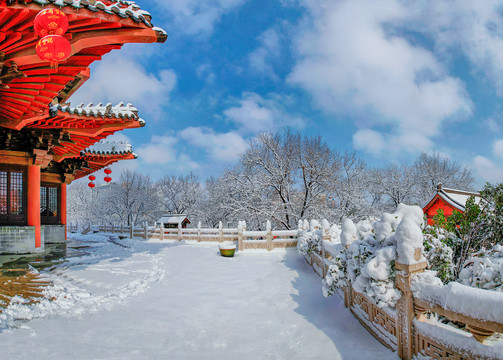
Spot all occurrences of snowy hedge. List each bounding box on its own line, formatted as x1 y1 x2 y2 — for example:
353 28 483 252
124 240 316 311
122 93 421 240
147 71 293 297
322 204 424 308
459 245 503 291
297 220 322 256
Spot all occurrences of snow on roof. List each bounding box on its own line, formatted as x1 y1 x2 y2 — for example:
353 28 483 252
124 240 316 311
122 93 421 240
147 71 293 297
82 140 136 156
157 214 190 225
29 0 163 31
55 102 142 123
425 184 482 212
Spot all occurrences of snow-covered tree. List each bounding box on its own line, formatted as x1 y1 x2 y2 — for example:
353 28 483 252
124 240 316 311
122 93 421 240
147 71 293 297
157 173 203 216
67 182 104 225
332 152 369 221
375 163 416 209
105 170 159 226
412 152 474 203
208 130 342 229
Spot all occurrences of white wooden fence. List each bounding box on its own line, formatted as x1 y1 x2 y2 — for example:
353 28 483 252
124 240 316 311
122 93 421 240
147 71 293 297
67 220 330 251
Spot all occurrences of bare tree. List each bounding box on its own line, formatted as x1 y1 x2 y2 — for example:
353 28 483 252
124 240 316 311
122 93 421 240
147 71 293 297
332 152 369 221
105 170 159 226
67 182 105 225
210 130 341 229
297 135 341 220
157 173 203 216
412 152 475 203
376 163 416 209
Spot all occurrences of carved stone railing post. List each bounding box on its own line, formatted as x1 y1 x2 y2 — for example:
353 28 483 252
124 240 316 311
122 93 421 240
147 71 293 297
266 220 273 251
394 213 427 360
322 219 331 242
344 280 352 308
395 261 427 360
238 222 244 251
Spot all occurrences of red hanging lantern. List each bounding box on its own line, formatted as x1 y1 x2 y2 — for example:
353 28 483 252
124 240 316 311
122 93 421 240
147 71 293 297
88 175 96 181
104 168 112 175
36 35 72 68
34 9 69 37
88 182 95 188
104 176 112 183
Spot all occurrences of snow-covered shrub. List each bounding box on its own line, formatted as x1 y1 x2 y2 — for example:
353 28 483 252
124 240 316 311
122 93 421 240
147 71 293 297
323 204 423 308
297 229 322 256
322 245 347 297
350 241 401 308
423 226 455 283
329 223 342 242
459 245 503 291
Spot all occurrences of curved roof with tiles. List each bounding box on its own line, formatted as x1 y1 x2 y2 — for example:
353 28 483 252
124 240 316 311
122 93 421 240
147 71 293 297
23 102 143 161
0 0 165 181
0 0 166 130
73 140 137 179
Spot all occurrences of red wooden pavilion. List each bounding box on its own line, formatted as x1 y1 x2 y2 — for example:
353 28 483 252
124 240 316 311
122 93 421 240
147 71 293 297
0 0 166 254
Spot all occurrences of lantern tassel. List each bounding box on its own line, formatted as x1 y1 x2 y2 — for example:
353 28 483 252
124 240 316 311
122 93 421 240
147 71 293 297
50 59 59 69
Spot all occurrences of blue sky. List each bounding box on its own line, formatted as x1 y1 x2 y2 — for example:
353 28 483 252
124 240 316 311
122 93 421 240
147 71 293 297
70 0 503 186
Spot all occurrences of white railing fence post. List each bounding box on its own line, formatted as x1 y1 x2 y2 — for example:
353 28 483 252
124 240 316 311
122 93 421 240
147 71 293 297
266 220 273 251
238 220 244 251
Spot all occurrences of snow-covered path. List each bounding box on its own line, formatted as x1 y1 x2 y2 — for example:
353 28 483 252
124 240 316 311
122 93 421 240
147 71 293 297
0 235 396 359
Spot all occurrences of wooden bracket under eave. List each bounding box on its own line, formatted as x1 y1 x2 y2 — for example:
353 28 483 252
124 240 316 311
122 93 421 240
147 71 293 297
64 173 75 184
32 149 53 168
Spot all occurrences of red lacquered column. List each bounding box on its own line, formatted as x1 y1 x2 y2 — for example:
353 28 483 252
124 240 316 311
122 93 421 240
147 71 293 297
61 182 67 241
27 165 41 248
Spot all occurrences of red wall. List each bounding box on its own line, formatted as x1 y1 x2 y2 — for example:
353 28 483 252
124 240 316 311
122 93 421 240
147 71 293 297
424 197 459 225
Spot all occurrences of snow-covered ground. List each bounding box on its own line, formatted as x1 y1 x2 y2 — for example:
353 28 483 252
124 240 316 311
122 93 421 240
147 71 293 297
0 234 396 359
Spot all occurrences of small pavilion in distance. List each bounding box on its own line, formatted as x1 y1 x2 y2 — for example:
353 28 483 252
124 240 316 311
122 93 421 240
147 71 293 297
0 0 166 254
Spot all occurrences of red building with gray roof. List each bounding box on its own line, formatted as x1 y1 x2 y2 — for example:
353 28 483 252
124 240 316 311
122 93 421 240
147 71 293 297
423 183 481 225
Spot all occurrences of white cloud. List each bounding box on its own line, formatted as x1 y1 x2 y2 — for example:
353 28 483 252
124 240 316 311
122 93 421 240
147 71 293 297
136 135 179 165
152 0 247 36
248 28 281 78
224 93 305 134
486 117 501 133
71 52 177 120
473 155 503 183
353 129 385 156
224 94 275 134
493 139 503 159
196 63 216 83
135 134 201 174
408 1 503 98
289 0 472 157
179 127 248 162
